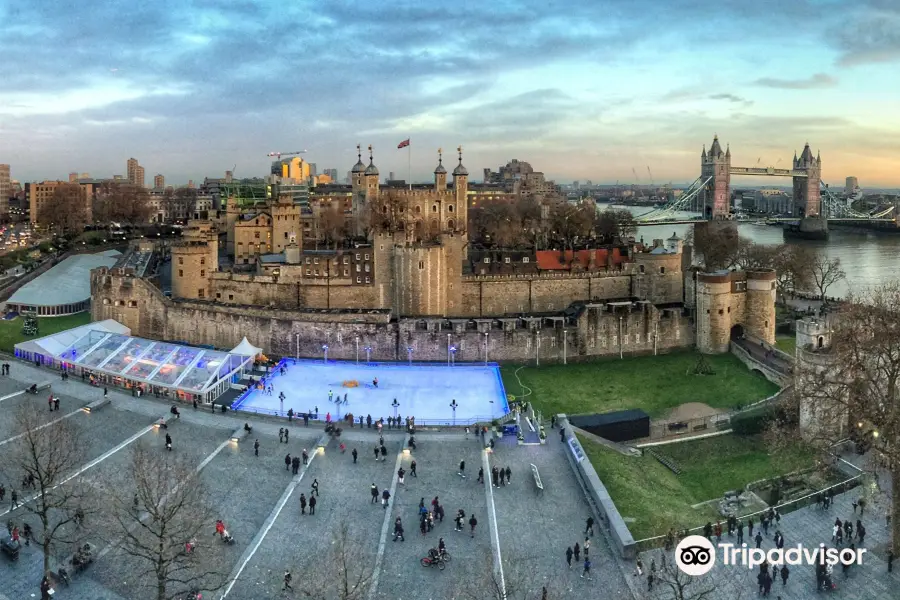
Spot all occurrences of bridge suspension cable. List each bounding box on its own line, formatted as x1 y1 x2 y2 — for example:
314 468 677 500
821 188 894 220
635 176 711 222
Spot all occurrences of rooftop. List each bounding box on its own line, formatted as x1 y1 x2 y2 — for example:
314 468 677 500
8 251 121 307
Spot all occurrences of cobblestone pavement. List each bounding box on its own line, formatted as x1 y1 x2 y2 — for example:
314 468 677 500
0 361 631 599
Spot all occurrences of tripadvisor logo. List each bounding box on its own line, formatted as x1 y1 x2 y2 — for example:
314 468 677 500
675 535 866 576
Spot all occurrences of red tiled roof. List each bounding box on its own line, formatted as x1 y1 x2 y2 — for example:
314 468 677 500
535 248 628 270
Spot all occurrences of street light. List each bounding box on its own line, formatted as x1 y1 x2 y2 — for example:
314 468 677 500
322 344 329 363
364 346 372 364
450 399 458 425
563 328 567 365
355 336 360 365
447 333 451 367
391 398 400 420
407 346 413 366
450 346 457 367
483 332 489 365
295 333 300 361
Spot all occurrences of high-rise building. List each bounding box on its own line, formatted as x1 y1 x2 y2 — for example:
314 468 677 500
324 168 338 182
127 158 139 185
845 176 858 195
0 164 10 216
308 162 317 177
69 172 79 183
389 171 396 181
153 174 165 189
135 166 145 188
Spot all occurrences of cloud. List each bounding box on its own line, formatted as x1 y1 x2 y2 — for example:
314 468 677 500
708 93 752 104
753 73 837 89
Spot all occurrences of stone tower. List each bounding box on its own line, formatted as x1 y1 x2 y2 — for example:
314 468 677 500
452 146 469 258
171 221 218 300
795 316 846 438
350 144 367 235
434 148 447 192
792 143 821 217
364 145 380 204
701 136 731 219
744 269 776 342
694 269 775 353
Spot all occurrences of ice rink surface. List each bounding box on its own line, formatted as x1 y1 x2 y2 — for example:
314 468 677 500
233 359 509 424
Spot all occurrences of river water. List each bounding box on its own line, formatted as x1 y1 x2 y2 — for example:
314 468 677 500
605 204 900 298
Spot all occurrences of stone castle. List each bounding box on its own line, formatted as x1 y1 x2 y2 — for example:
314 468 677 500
91 145 776 362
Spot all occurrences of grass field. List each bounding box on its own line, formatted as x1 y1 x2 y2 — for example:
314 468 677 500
502 352 779 419
577 433 816 540
775 336 796 355
0 312 92 354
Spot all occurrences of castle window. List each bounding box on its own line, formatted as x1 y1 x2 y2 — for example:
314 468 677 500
639 265 645 274
718 309 724 315
356 264 361 272
659 267 665 274
343 257 349 265
229 294 234 301
306 269 311 275
178 257 183 265
504 257 510 264
284 232 288 239
200 258 205 265
365 264 370 273
355 254 360 260
365 277 370 283
448 205 454 213
128 300 137 308
315 269 319 276
523 257 529 263
448 219 455 229
344 269 349 276
305 257 310 264
200 270 205 277
115 300 123 306
727 306 730 313
364 253 369 260
415 206 421 214
178 270 183 277
254 232 260 239
419 261 424 269
198 289 205 298
483 258 490 264
216 293 221 299
356 277 361 283
314 258 319 264
432 204 437 213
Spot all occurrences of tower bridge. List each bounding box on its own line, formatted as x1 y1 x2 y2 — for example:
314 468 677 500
635 136 895 225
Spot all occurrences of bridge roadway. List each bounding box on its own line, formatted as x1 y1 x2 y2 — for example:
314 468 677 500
635 217 897 226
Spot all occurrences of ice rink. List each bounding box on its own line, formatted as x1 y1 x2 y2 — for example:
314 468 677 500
232 359 509 424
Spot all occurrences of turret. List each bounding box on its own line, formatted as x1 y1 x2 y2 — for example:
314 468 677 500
452 145 468 237
351 144 367 235
364 144 379 202
351 144 366 192
434 148 447 192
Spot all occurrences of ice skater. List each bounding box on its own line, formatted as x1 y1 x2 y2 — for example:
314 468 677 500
372 377 378 388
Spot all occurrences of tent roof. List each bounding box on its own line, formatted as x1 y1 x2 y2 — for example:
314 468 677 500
231 337 262 356
14 319 130 358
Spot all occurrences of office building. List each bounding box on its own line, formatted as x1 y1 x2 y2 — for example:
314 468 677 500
154 174 165 189
845 176 858 195
0 164 10 216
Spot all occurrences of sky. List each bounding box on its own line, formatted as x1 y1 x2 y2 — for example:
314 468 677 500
1 0 899 188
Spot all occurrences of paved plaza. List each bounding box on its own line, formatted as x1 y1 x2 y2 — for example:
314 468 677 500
0 360 629 600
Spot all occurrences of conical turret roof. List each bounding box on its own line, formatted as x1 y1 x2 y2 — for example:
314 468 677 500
351 144 366 173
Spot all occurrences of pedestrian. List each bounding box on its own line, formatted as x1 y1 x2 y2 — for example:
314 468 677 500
888 550 894 572
284 428 289 443
505 466 511 483
393 518 405 542
780 564 789 585
411 460 417 477
10 489 18 510
477 467 484 483
287 408 294 423
582 557 592 580
292 456 300 474
382 488 391 509
254 439 260 456
469 514 477 537
165 433 172 451
374 447 380 462
566 546 573 568
585 516 595 536
54 397 60 411
352 448 358 464
299 493 307 515
492 466 499 487
371 483 378 504
574 542 581 562
380 445 387 462
420 517 427 536
398 467 405 485
648 571 654 591
859 498 866 517
748 517 754 538
499 468 505 486
103 387 108 398
458 460 466 479
367 414 372 428
302 449 309 466
755 531 763 549
283 570 293 591
465 426 470 439
737 520 744 545
279 428 284 443
311 478 319 497
49 395 53 411
584 537 591 558
309 494 316 515
285 454 292 471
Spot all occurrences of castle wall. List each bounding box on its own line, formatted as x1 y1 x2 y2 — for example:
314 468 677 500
91 269 694 363
695 269 775 354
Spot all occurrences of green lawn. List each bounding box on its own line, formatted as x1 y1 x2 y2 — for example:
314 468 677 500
502 352 779 419
577 433 816 540
775 336 796 355
0 312 92 354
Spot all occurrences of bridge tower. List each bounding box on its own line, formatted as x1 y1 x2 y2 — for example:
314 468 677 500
792 143 821 217
701 135 731 219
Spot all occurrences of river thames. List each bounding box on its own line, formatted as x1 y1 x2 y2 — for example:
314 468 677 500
607 204 900 298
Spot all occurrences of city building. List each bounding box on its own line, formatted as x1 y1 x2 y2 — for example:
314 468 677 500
845 176 859 195
482 159 560 199
324 168 338 182
135 166 145 188
127 158 140 186
154 174 165 189
0 163 10 217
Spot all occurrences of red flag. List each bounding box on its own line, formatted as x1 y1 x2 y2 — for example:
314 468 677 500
397 139 410 149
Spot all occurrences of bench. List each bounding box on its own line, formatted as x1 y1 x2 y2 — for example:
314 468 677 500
83 397 111 413
530 463 544 494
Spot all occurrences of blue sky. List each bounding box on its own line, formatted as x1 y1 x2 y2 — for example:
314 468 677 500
1 0 899 187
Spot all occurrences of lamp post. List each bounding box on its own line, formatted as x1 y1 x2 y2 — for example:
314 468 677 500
295 333 300 361
563 328 567 365
391 398 399 420
535 334 541 367
447 334 451 367
322 344 329 364
450 346 457 367
355 336 360 364
407 346 413 366
450 399 458 426
364 346 372 364
483 332 489 365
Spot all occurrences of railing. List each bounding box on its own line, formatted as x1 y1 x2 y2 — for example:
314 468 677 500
230 403 499 427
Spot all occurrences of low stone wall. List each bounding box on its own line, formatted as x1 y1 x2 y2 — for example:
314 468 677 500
730 341 790 387
559 414 636 559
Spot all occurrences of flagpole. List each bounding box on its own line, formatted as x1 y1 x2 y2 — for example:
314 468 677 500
408 140 411 191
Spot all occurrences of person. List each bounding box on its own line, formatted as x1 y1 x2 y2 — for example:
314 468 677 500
170 405 180 418
382 488 391 508
309 494 317 515
408 436 416 450
165 433 172 451
351 448 358 464
283 570 293 591
582 557 592 579
254 439 260 456
411 460 417 477
438 537 446 556
302 449 309 466
393 518 405 542
244 422 253 433
54 396 60 411
398 467 405 485
458 460 466 479
429 546 440 562
477 468 484 483
40 575 53 600
311 479 319 496
215 520 226 537
566 546 573 568
585 516 595 536
505 466 511 484
373 377 378 388
468 514 477 537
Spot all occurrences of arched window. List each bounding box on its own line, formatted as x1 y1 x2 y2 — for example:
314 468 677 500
415 205 421 214
448 205 454 213
432 204 438 213
447 219 455 230
639 265 645 274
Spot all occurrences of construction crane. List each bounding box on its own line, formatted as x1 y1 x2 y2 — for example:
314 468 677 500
632 167 645 200
267 150 308 160
647 166 654 188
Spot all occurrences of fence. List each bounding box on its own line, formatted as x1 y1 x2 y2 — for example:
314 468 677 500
632 454 866 552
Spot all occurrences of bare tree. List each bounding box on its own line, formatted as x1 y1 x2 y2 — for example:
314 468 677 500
809 255 845 301
685 222 750 272
653 554 716 600
317 204 348 247
38 183 90 236
103 442 226 600
94 181 153 227
301 521 374 600
161 188 199 224
1 404 90 574
596 208 637 243
453 552 564 600
793 283 900 553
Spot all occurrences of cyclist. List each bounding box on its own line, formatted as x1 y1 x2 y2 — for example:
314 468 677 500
438 537 446 557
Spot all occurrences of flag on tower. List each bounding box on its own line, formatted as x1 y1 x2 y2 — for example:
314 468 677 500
397 139 410 149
